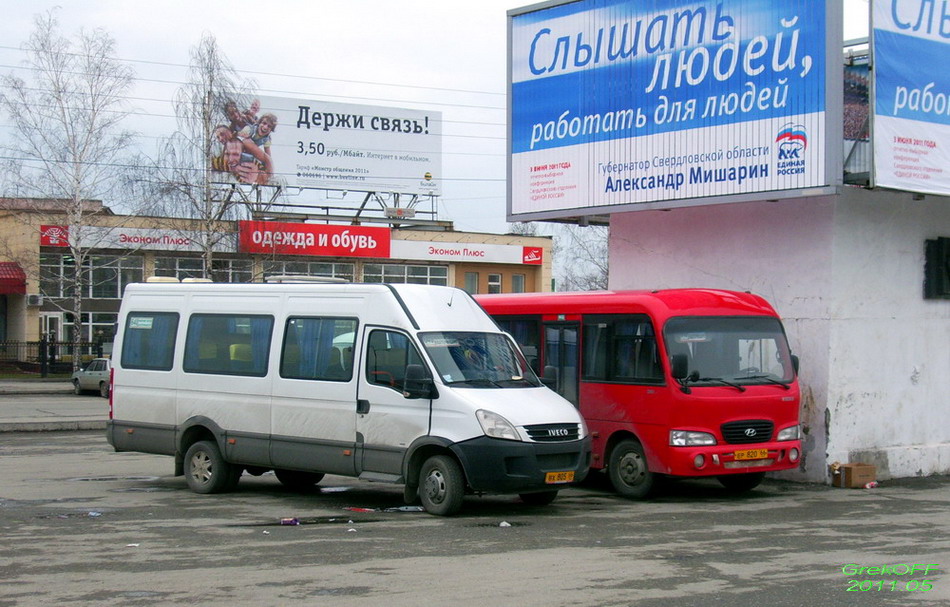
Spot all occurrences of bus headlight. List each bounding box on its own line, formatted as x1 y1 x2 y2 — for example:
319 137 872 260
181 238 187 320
670 430 717 446
777 425 801 441
476 409 521 441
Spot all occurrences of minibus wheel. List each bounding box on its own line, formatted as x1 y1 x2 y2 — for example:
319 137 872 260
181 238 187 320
184 440 238 494
418 455 464 516
274 469 325 490
519 490 558 506
717 472 765 492
608 439 655 499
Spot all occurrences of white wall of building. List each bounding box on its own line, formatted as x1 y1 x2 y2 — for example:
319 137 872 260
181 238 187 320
608 188 950 482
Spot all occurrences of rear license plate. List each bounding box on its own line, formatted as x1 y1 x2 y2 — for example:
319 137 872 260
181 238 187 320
545 471 574 484
734 449 769 460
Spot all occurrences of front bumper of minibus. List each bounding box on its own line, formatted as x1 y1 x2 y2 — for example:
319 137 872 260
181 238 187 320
663 439 802 477
451 435 592 494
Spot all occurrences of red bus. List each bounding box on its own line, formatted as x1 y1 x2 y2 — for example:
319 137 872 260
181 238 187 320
476 289 801 498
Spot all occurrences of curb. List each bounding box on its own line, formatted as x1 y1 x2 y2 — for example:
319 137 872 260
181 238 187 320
0 421 106 432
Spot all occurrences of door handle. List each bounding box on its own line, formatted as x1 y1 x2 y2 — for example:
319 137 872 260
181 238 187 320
357 399 370 414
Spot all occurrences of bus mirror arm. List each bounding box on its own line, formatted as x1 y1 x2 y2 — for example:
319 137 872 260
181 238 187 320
403 364 437 400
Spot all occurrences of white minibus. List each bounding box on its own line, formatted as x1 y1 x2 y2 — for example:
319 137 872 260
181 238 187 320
107 281 590 515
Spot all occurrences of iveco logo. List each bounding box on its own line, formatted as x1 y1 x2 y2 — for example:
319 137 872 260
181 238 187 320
745 428 757 437
548 428 569 437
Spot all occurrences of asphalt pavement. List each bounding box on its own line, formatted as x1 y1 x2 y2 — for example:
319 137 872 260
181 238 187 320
0 378 107 432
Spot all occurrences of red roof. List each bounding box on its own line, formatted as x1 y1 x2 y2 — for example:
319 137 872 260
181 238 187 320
0 262 26 294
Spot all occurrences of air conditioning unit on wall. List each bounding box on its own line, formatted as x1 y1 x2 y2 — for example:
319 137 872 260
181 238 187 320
26 294 44 307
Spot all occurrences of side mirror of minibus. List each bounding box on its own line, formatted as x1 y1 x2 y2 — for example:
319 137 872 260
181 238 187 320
671 354 689 380
403 364 437 400
540 365 558 389
791 354 800 376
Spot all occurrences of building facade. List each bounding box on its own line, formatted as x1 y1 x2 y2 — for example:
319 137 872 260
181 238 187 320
0 199 552 349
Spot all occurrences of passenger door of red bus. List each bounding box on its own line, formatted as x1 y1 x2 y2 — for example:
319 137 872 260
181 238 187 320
543 323 579 407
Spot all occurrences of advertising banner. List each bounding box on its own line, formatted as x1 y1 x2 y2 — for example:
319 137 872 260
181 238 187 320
238 220 391 258
390 240 544 265
40 225 235 253
872 0 950 194
211 95 442 196
509 0 840 218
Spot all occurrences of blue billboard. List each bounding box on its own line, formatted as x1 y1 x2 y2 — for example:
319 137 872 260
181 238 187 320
873 0 950 195
508 0 841 218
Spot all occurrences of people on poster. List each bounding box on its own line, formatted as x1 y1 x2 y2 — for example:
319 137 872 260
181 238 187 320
210 98 277 185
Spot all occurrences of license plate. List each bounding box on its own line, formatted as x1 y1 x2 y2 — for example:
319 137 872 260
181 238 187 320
545 471 574 484
734 449 769 461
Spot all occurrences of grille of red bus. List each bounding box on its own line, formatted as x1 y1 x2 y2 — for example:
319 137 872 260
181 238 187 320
524 423 581 442
721 420 774 444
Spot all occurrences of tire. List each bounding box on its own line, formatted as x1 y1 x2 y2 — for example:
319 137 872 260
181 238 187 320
73 380 83 395
608 439 656 499
418 455 465 516
183 440 237 494
519 490 558 506
717 472 766 492
274 469 325 490
98 381 110 398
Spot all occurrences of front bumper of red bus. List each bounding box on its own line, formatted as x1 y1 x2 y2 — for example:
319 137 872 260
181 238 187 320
663 440 802 477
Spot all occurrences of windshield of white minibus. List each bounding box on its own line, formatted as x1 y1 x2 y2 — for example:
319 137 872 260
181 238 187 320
420 332 542 388
664 316 795 385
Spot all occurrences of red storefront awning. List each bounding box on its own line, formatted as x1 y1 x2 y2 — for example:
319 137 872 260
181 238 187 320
0 262 26 294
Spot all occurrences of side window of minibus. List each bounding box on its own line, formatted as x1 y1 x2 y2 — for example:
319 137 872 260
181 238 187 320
281 317 358 381
121 312 179 371
365 330 424 391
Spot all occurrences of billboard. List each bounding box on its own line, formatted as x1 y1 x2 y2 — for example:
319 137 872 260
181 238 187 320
508 0 842 220
211 96 442 196
872 0 950 195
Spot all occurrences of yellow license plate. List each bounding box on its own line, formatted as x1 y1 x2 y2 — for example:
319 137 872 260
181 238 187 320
734 449 769 461
545 471 575 484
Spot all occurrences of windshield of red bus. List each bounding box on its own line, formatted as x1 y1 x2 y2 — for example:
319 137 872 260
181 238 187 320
664 316 795 385
419 332 542 388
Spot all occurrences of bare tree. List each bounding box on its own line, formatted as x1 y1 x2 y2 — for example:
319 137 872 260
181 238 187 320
0 11 136 369
555 224 609 291
144 34 259 278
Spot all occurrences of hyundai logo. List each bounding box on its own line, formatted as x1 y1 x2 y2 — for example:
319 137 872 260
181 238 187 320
745 428 757 437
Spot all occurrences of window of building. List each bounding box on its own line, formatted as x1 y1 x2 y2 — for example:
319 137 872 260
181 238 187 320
488 274 502 294
183 314 274 377
62 312 118 344
40 254 143 300
121 312 179 371
363 264 448 286
262 260 354 282
154 257 252 283
280 317 358 381
511 274 526 293
365 329 425 392
464 272 479 294
583 315 662 384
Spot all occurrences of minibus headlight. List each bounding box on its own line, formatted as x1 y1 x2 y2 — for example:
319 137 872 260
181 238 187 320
670 430 717 447
777 424 801 441
476 409 521 441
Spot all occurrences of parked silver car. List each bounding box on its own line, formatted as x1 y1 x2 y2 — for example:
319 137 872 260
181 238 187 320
72 358 111 398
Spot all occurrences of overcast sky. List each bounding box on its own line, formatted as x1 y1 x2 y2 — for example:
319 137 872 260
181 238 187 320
1 0 871 234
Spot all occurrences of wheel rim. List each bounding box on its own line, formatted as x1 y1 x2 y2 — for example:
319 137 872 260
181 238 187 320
423 468 447 505
617 449 647 487
190 451 213 486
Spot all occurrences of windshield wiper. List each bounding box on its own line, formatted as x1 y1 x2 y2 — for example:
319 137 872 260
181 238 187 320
449 378 503 388
739 374 792 390
697 377 746 392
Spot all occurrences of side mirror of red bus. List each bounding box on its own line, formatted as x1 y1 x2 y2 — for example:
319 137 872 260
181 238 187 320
671 354 689 380
541 365 557 389
791 355 800 375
